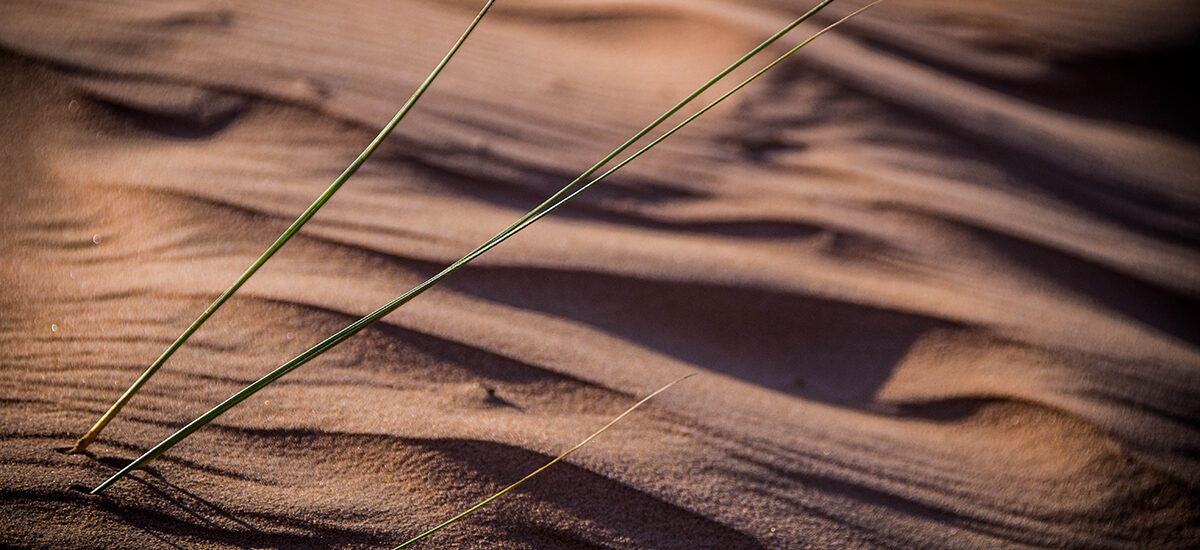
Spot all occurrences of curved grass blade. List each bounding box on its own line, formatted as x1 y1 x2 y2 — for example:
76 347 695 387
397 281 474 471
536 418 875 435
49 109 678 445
393 374 695 549
68 0 499 454
90 0 852 494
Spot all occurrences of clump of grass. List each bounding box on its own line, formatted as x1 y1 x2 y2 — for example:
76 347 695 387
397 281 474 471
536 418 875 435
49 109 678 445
85 1 880 545
67 0 500 455
89 0 846 494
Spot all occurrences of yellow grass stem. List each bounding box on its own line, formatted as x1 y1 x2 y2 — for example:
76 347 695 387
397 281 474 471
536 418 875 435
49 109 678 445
393 374 695 549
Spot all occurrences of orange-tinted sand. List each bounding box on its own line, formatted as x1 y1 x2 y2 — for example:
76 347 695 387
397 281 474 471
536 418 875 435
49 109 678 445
1 1 1198 548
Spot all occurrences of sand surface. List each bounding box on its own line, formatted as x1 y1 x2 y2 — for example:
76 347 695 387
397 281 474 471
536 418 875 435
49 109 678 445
1 0 1198 548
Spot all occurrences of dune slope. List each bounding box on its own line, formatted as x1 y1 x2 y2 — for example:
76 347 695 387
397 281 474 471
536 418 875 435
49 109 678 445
1 1 1198 548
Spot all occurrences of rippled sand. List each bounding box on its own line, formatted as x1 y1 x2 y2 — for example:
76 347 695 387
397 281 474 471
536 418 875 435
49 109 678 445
1 1 1198 548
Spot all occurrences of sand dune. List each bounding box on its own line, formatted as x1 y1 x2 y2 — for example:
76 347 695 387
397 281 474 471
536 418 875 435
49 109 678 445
1 0 1198 548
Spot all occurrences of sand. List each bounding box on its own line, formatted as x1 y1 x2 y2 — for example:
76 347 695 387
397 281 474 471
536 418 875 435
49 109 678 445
1 0 1198 548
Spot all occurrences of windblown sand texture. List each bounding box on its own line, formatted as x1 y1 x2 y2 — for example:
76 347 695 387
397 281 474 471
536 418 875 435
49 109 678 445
2 1 1198 548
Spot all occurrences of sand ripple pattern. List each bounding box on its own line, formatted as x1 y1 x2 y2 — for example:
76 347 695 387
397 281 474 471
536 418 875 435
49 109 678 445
1 0 1198 548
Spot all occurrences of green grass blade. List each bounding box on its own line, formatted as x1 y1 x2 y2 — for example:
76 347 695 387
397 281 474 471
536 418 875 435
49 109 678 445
67 0 499 454
393 374 695 549
89 0 852 494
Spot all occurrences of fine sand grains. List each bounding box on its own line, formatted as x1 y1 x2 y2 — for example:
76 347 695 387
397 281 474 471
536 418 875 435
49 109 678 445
1 1 1198 548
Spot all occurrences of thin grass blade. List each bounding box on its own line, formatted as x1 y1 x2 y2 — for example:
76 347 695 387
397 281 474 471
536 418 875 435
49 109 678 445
394 374 695 549
89 0 856 494
68 0 499 454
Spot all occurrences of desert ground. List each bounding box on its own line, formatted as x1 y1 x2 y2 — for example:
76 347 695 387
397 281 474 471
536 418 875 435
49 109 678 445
1 0 1198 548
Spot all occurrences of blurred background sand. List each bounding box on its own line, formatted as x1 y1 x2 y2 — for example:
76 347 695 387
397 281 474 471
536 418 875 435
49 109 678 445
1 0 1198 547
